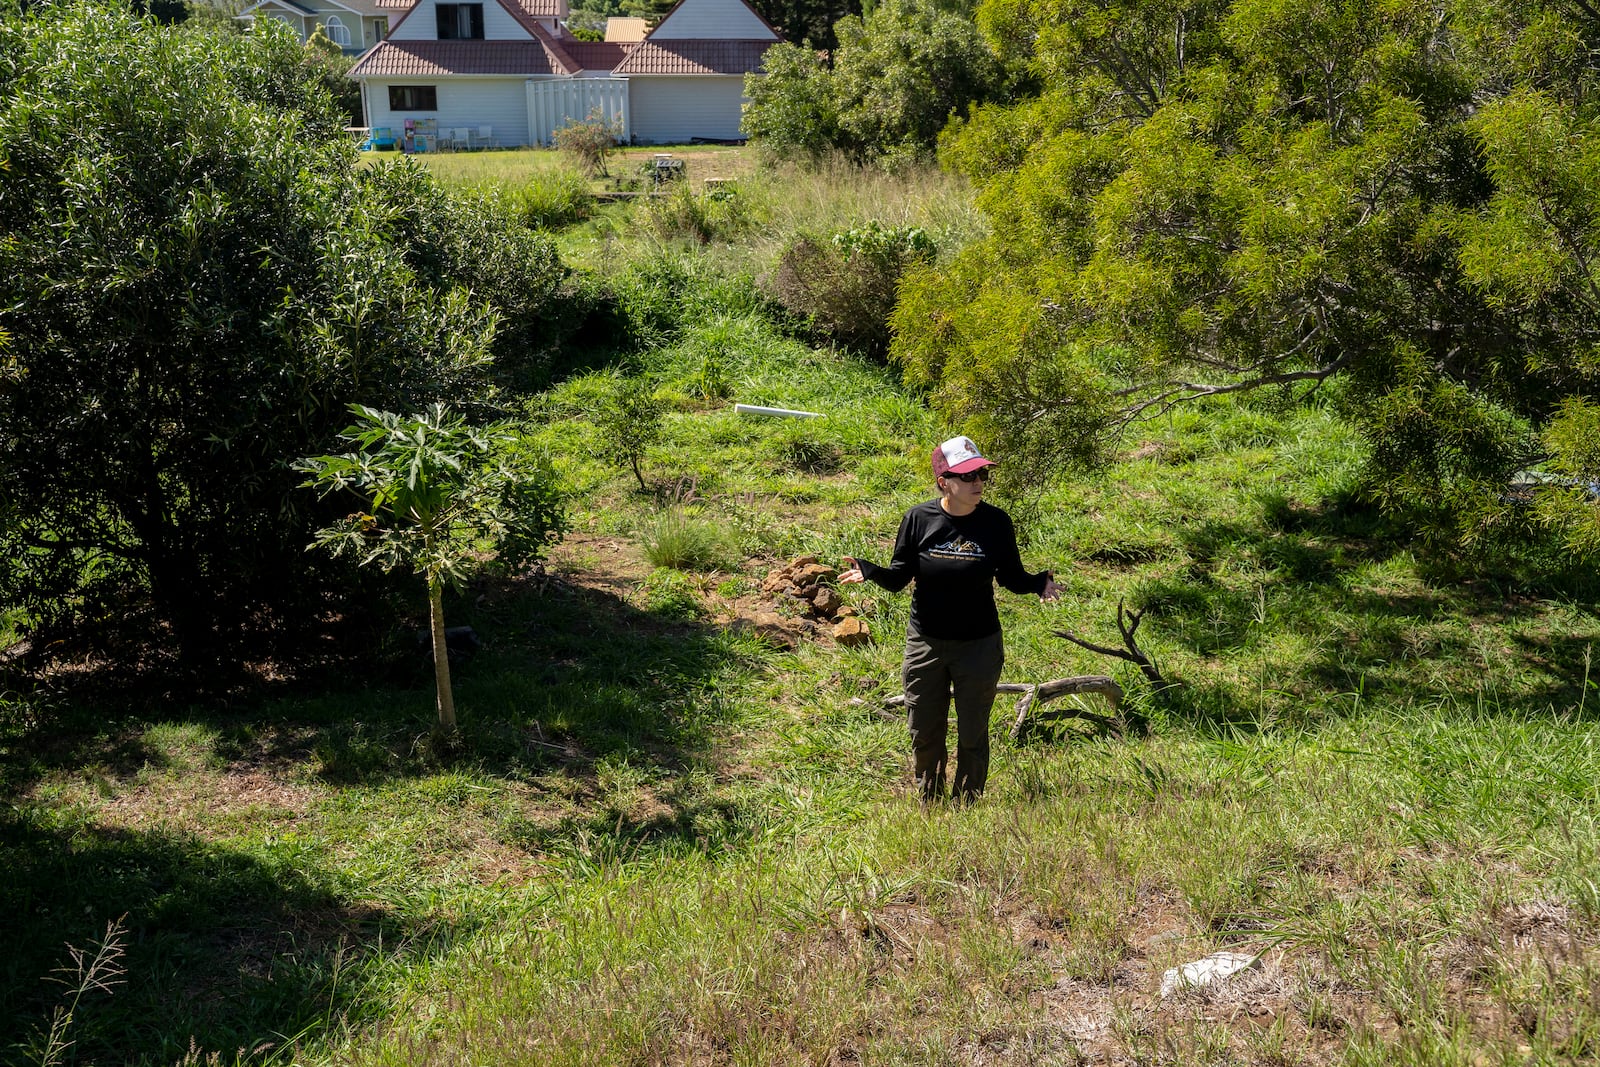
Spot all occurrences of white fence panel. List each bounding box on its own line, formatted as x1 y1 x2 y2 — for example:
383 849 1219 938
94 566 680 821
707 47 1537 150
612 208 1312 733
526 78 629 146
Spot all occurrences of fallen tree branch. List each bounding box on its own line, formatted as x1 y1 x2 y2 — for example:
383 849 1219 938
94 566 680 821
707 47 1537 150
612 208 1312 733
866 675 1125 740
1054 598 1168 688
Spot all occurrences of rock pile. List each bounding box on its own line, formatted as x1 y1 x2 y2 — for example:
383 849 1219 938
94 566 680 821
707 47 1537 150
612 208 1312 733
726 555 872 650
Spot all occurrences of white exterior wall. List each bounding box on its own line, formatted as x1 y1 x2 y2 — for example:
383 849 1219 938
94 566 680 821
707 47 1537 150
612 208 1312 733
527 78 629 146
364 78 532 146
649 0 773 39
627 76 746 144
389 0 532 41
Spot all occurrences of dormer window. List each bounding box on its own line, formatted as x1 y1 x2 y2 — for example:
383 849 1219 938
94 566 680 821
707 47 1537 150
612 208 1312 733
436 3 484 39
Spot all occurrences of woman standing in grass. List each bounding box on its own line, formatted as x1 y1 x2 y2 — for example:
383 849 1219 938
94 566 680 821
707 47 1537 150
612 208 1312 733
841 436 1061 802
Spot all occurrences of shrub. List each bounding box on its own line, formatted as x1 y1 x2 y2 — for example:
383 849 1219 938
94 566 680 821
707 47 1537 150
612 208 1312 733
302 25 362 126
641 508 737 572
765 222 936 358
360 165 581 391
553 107 623 177
593 373 665 492
638 184 754 245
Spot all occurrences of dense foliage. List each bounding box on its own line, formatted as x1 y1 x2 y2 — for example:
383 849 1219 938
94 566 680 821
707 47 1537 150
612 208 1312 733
302 23 362 127
767 222 937 356
0 3 568 666
743 0 1006 167
892 0 1600 551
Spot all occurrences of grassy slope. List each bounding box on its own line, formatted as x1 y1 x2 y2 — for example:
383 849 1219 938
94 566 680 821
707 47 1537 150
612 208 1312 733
4 152 1600 1066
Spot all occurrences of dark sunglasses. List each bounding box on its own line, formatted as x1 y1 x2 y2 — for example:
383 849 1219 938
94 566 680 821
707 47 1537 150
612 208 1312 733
944 468 993 483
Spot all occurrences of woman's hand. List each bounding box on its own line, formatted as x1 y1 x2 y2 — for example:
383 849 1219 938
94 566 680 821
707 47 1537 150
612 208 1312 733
1041 572 1062 602
840 556 865 584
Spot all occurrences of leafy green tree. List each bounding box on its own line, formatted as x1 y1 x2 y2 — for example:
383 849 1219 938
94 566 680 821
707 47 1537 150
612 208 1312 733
829 0 1005 165
303 24 362 126
893 0 1600 550
0 3 567 667
297 405 563 731
744 0 1005 166
595 374 664 492
742 42 842 161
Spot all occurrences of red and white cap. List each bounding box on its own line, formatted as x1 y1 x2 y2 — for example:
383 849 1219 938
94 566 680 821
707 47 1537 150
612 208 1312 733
931 436 996 478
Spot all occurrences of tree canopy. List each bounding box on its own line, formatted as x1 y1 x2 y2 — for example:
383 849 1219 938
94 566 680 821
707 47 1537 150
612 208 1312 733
743 0 1006 167
0 2 568 667
892 0 1600 551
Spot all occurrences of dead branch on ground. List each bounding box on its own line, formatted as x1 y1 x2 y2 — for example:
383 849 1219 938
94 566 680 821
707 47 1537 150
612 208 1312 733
1054 598 1169 688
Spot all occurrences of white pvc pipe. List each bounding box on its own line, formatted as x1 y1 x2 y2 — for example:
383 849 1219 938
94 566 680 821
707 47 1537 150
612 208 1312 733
733 403 823 419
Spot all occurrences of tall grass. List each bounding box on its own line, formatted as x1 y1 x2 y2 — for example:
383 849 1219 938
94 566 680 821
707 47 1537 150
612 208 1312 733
332 695 1600 1065
640 507 737 571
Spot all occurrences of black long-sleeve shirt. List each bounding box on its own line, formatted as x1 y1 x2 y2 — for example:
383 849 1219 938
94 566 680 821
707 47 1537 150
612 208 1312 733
856 499 1048 640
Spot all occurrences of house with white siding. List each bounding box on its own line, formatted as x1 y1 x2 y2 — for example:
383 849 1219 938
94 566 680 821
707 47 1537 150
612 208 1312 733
347 0 782 148
236 0 396 55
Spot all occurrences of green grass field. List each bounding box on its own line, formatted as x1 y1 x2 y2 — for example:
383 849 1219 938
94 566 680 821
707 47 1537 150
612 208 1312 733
4 153 1600 1066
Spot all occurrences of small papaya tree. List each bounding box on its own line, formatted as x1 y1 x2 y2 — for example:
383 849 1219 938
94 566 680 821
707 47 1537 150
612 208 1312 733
296 404 563 731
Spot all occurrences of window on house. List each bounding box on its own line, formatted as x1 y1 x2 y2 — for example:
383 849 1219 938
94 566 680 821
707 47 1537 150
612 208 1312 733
322 16 351 46
435 3 484 39
388 85 439 111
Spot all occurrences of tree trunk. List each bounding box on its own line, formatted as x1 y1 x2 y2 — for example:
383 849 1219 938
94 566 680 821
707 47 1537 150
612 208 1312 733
428 575 458 732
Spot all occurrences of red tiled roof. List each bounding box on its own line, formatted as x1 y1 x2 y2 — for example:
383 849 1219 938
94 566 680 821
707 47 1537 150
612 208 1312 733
523 20 579 74
611 39 774 76
562 41 630 72
349 39 564 76
508 0 564 15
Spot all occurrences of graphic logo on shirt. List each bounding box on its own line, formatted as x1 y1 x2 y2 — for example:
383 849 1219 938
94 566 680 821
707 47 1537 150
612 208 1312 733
929 538 985 560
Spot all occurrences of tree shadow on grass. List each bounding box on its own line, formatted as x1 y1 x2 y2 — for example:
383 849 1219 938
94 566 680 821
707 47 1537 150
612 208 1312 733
0 813 456 1067
1 568 762 1064
231 565 763 786
1122 494 1600 730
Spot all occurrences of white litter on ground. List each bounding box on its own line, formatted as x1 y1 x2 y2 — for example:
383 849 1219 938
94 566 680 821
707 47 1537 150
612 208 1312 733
1158 951 1261 997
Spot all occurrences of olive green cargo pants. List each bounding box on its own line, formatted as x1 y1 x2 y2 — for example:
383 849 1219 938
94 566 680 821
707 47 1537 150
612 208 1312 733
902 628 1004 801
